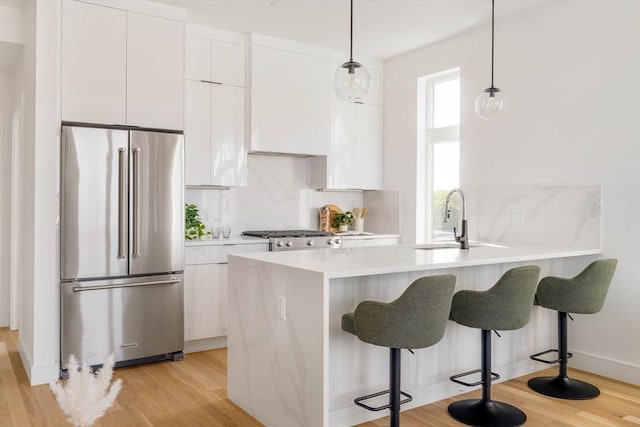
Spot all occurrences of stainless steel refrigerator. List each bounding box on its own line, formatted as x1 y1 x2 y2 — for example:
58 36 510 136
60 123 184 372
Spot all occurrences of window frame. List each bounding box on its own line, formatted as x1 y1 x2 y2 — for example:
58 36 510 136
416 68 460 244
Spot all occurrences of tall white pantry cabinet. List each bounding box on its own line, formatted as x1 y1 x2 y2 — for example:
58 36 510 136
61 0 184 130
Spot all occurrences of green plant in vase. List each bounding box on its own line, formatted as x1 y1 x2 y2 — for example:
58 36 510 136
185 203 211 240
333 211 354 231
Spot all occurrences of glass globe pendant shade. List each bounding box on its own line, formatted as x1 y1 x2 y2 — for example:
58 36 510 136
334 61 371 102
475 87 509 120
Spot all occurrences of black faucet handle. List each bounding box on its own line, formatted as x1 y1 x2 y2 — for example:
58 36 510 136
453 226 461 242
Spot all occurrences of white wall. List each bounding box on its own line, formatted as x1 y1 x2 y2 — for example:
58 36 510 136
384 0 640 383
0 72 14 327
15 0 36 381
16 0 61 385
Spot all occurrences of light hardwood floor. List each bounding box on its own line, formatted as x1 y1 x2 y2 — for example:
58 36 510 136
1 327 639 426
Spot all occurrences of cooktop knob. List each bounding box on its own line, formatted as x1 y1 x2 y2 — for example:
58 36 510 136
307 240 315 246
277 240 285 247
286 240 294 247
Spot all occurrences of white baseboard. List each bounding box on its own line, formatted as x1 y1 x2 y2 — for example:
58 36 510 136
330 359 545 427
571 350 640 385
184 336 227 354
18 336 59 385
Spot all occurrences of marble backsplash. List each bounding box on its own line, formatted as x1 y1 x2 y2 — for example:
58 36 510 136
476 184 601 249
364 189 401 234
185 154 400 236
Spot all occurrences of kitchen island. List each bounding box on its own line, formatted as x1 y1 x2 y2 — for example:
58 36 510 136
227 243 601 427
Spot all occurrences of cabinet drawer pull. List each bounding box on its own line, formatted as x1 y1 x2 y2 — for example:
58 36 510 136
200 80 223 85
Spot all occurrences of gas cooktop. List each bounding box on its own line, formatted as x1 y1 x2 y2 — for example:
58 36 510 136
242 230 333 238
242 230 340 251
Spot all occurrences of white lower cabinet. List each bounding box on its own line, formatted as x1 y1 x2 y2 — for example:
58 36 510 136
183 241 268 347
184 263 227 341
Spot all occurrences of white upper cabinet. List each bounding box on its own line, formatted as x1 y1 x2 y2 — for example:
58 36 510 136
211 84 246 186
186 36 246 87
354 103 382 189
314 58 382 189
249 36 332 156
61 1 185 129
326 101 356 189
185 36 211 81
61 1 127 124
185 80 212 185
312 100 382 190
184 29 247 187
127 12 184 130
212 41 246 87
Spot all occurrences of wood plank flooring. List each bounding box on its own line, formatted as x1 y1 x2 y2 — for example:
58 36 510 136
1 327 639 426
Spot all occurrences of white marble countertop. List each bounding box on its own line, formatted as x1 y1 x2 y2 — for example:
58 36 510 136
185 236 268 246
229 242 602 279
185 233 398 245
338 233 400 240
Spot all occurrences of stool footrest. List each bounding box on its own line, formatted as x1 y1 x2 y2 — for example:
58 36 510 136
354 389 413 412
449 368 500 387
530 348 574 364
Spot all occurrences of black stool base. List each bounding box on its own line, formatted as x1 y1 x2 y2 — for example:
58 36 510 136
528 375 600 400
448 399 526 427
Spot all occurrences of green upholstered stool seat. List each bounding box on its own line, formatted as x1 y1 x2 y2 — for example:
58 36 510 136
447 265 540 427
528 259 617 400
341 312 355 335
341 274 456 427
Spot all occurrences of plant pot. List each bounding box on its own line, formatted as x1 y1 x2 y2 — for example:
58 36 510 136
339 225 349 232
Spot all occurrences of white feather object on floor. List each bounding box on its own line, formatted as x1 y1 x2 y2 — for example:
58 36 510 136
50 354 122 427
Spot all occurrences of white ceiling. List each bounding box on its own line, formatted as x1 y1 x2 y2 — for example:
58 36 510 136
153 0 554 60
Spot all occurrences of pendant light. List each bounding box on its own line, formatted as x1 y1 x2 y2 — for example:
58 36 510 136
334 0 371 102
475 0 508 119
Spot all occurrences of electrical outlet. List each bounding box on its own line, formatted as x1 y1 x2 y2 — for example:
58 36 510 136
277 296 286 320
511 209 525 225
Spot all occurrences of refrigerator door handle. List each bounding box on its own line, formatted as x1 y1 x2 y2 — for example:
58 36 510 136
72 279 180 292
117 148 127 259
132 147 141 258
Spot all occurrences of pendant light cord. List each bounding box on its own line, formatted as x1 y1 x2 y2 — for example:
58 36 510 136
350 0 354 62
491 0 495 89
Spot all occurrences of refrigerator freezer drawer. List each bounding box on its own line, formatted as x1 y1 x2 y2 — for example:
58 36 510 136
61 274 184 368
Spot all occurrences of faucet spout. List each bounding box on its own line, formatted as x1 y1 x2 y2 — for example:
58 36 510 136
443 188 469 250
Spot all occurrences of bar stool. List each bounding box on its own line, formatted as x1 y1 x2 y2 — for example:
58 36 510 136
528 258 617 400
341 274 456 427
448 265 540 427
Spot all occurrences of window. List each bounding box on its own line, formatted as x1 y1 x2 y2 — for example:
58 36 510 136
416 69 460 244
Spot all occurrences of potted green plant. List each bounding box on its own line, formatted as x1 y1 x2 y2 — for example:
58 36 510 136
333 211 354 232
185 203 211 240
